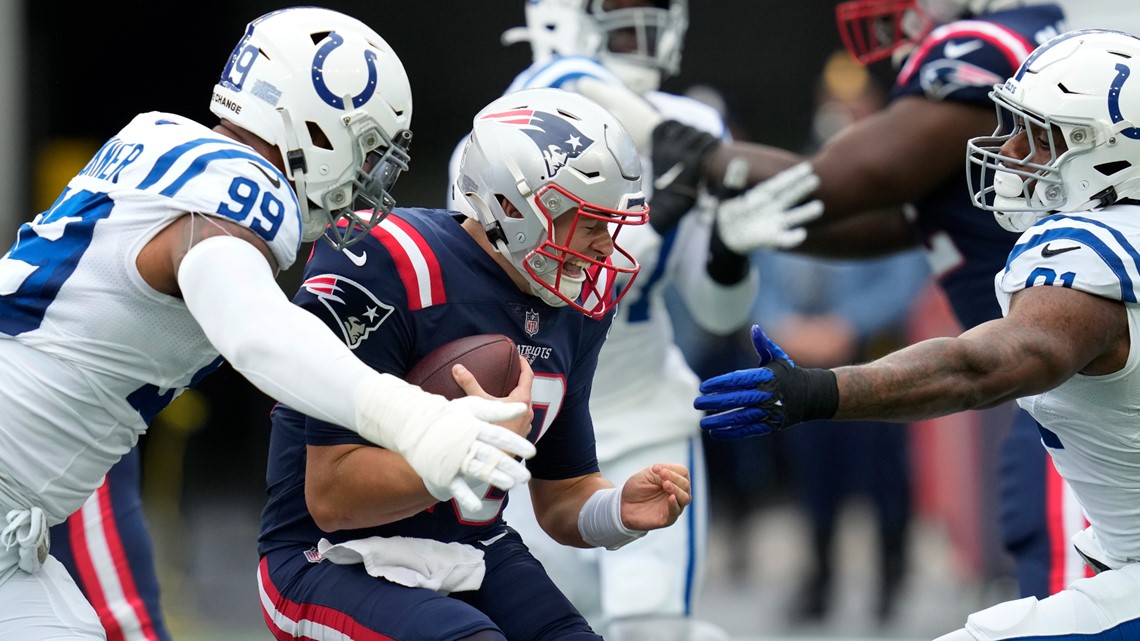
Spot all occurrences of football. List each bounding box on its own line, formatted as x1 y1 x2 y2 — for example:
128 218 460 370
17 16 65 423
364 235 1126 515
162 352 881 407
404 334 522 400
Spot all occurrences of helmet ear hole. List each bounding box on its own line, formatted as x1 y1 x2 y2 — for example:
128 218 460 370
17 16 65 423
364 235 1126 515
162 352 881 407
1095 160 1132 177
307 122 332 150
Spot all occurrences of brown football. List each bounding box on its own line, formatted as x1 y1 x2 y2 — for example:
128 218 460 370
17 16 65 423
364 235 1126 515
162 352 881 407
404 334 521 400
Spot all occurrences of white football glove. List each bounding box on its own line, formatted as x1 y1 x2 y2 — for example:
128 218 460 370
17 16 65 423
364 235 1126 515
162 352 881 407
716 162 825 252
353 374 535 513
571 76 662 152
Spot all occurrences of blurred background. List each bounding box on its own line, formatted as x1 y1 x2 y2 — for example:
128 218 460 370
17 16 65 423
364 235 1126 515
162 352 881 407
5 1 1137 640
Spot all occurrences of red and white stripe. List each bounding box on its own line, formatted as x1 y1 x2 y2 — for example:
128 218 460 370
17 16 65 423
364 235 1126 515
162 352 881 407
1046 459 1094 593
898 20 1036 87
257 557 395 641
67 476 160 641
369 216 445 310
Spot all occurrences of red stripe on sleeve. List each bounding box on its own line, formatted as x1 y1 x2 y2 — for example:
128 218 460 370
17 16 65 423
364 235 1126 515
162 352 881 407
369 216 446 310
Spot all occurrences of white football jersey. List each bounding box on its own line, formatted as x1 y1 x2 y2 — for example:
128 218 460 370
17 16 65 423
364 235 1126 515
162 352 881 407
0 112 301 521
995 204 1140 565
450 56 757 460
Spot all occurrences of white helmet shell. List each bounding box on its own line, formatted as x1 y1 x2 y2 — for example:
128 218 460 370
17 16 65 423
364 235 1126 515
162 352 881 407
457 88 649 317
211 7 413 248
503 0 687 93
967 29 1140 231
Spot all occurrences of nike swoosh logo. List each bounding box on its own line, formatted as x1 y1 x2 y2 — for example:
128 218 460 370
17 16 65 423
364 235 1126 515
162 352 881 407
342 248 367 267
654 162 685 191
1041 243 1080 258
944 39 983 59
478 532 508 547
248 161 282 189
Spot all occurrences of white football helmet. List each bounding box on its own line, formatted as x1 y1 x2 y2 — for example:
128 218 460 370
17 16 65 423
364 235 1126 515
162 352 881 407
457 88 649 318
966 29 1140 232
836 0 1026 65
502 0 688 93
211 7 413 249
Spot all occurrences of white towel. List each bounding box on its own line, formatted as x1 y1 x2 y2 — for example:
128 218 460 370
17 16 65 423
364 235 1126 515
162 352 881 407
317 536 485 594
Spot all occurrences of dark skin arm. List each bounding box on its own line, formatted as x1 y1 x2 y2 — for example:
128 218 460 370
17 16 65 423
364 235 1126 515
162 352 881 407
135 120 283 296
796 208 920 258
705 97 997 256
831 286 1130 422
136 213 278 296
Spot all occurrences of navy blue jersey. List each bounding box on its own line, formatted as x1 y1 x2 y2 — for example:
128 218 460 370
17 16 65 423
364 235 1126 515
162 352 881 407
891 5 1065 330
259 209 612 554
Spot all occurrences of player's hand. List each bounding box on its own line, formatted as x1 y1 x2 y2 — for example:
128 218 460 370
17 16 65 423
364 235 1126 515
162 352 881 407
423 396 536 512
571 76 661 151
694 325 839 438
619 463 691 530
452 356 535 439
716 162 824 251
354 374 535 513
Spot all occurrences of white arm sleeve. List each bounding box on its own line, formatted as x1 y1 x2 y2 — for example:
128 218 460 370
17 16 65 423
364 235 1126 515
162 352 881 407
177 236 535 499
177 234 382 428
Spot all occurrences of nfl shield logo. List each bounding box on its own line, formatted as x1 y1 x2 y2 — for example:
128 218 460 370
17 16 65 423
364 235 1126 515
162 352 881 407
524 309 540 337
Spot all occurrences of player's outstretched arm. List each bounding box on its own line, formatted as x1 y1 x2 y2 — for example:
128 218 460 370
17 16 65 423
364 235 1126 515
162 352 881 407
696 286 1127 435
142 214 535 511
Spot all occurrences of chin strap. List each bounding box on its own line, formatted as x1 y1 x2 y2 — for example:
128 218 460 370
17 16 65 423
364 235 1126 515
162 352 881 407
278 107 323 243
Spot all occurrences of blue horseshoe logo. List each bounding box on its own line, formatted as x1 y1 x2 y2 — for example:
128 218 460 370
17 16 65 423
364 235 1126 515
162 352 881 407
312 32 379 110
1109 63 1140 140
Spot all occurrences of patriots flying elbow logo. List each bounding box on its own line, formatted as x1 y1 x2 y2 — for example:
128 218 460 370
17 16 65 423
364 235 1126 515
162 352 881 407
480 109 594 177
302 274 394 349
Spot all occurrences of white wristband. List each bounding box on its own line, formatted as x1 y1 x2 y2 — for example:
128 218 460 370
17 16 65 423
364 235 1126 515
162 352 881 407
577 487 647 551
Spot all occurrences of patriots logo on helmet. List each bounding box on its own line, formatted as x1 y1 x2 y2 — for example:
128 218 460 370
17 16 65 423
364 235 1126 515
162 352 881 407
303 274 394 349
480 109 594 178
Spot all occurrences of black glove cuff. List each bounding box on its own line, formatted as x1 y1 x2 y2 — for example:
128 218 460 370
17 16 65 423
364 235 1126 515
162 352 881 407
647 190 695 235
706 216 749 284
651 120 719 195
771 362 839 428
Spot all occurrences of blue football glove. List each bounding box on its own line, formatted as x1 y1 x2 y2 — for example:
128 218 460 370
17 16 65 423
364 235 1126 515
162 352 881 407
695 325 839 439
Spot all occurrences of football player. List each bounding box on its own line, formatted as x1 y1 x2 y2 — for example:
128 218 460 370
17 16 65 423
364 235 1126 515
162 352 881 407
0 8 534 639
256 87 691 641
449 3 754 639
578 0 1087 601
695 29 1140 641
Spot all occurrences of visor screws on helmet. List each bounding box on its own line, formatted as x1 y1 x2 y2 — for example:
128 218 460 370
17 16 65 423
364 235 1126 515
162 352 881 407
516 232 527 242
546 194 563 211
1071 129 1088 144
331 192 346 205
363 133 379 148
1045 185 1062 201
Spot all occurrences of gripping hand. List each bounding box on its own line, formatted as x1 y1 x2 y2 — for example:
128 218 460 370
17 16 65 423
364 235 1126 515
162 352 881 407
694 325 838 439
354 375 536 513
716 162 825 252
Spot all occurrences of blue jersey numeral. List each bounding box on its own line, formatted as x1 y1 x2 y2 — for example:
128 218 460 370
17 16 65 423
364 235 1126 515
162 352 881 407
1026 267 1076 288
0 190 113 335
218 176 286 240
